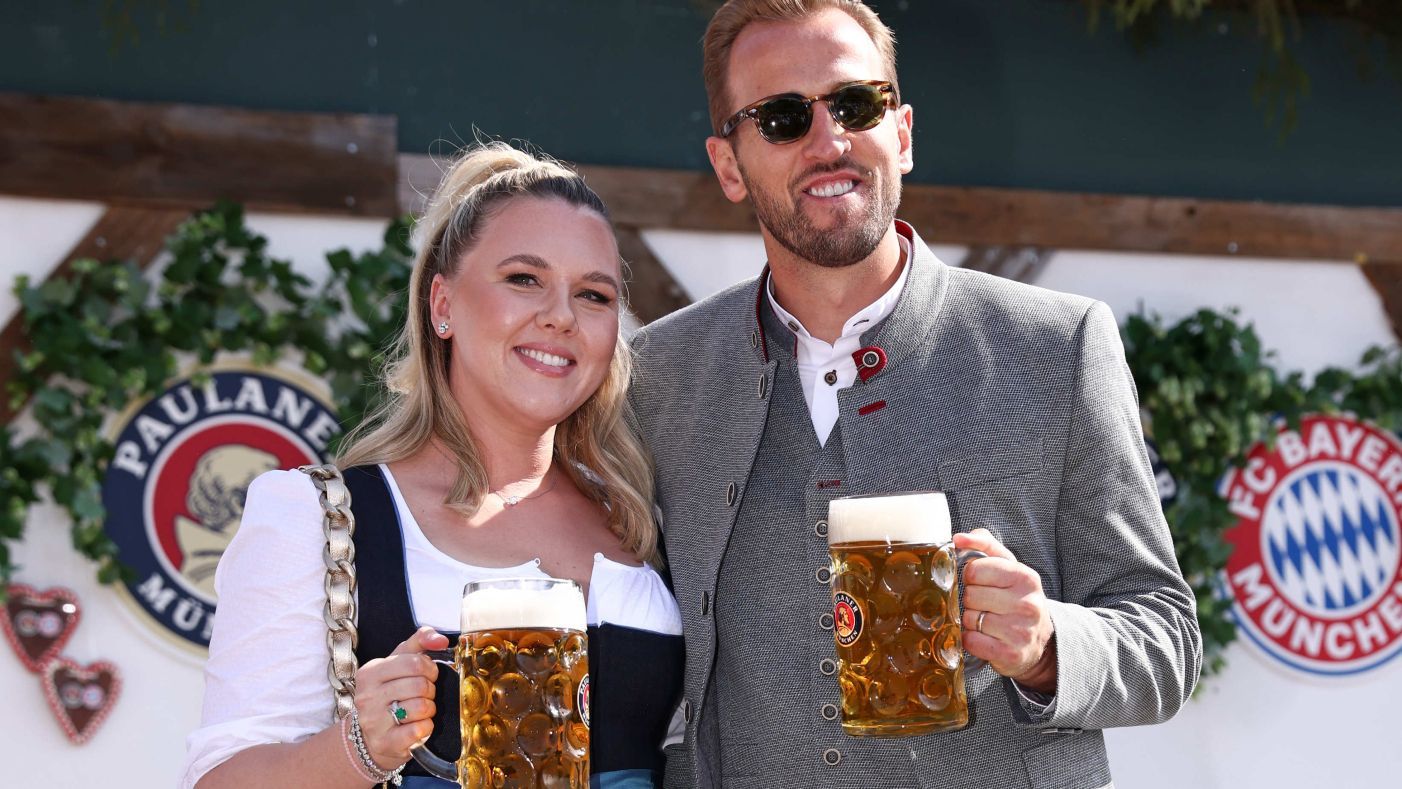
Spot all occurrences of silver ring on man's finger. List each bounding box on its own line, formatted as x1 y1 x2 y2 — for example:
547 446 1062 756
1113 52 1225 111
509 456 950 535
975 610 987 634
389 699 407 725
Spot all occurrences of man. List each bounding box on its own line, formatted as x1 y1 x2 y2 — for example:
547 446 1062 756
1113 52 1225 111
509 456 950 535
629 2 1201 787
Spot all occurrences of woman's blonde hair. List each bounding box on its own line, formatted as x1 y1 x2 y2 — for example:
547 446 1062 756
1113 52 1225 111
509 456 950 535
337 141 660 566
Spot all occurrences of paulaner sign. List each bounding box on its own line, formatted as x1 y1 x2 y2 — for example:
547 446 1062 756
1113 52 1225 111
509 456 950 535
101 368 338 652
1221 414 1402 676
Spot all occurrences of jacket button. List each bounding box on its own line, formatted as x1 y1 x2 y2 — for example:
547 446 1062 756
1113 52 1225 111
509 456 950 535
814 520 828 538
819 613 835 630
726 482 737 506
821 703 839 721
860 350 880 368
749 330 759 349
823 749 841 766
702 591 710 616
815 566 831 584
819 659 837 676
684 700 693 723
757 374 769 400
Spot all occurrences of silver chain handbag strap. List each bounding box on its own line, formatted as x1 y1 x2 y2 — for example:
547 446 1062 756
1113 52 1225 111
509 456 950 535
299 463 360 720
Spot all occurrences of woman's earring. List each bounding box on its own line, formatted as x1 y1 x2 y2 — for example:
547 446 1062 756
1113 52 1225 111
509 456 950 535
438 321 449 335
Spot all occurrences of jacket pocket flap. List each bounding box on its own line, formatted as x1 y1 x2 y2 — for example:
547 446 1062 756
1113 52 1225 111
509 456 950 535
937 437 1043 491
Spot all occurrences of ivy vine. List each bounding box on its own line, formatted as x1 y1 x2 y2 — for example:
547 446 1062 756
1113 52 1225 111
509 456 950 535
3 204 1399 682
0 202 412 587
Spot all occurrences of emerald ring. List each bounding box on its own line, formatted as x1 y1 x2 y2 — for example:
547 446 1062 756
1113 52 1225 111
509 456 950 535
389 700 407 725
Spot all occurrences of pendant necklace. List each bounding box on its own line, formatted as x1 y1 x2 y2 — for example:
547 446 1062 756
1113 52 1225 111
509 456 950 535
490 473 558 507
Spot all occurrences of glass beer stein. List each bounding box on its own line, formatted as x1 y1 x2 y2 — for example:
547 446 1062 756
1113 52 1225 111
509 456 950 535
411 577 589 788
826 491 986 737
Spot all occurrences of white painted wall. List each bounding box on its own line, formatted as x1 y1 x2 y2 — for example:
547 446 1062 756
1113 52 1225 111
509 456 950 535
1037 250 1395 377
3 197 1397 788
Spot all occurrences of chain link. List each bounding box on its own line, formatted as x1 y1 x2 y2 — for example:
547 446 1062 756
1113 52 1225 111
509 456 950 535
300 464 360 721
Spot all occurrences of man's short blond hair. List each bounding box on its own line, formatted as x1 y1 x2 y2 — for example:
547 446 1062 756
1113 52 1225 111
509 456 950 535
702 0 899 136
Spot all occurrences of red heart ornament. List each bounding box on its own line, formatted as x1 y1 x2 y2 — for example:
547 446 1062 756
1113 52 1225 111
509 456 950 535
41 658 122 744
2 584 81 672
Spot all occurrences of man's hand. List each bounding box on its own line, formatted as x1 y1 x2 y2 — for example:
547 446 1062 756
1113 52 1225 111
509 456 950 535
953 528 1057 694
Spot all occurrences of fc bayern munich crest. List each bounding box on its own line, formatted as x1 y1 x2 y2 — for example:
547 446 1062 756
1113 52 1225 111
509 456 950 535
1221 414 1402 676
101 368 339 651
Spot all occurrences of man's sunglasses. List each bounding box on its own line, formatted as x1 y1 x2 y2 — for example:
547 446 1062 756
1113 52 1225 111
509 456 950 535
720 80 898 144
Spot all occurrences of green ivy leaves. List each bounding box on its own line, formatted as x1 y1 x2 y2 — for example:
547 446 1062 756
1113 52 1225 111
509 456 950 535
0 202 413 589
1123 309 1402 678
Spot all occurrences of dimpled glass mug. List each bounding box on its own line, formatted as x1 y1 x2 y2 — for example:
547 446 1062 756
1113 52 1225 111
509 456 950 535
826 491 986 737
411 577 589 788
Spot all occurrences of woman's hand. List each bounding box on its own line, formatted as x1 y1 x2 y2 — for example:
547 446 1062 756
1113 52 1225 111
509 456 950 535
352 626 451 769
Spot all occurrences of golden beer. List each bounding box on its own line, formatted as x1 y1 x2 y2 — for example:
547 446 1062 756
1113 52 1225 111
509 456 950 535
457 626 588 789
413 578 589 788
827 492 978 737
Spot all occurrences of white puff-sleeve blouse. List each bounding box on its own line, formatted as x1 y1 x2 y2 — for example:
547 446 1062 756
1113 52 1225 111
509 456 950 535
180 467 681 788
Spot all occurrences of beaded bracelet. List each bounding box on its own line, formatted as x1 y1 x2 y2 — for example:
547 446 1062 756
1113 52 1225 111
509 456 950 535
343 709 405 786
339 715 378 783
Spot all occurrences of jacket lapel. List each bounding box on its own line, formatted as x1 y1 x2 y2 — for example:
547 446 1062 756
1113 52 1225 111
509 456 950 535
838 222 962 494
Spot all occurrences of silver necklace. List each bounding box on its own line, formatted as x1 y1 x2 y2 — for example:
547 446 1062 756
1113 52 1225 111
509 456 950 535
490 474 557 507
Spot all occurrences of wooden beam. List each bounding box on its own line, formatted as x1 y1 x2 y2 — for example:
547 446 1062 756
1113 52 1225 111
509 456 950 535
615 226 692 324
0 204 190 422
0 93 398 217
578 165 759 235
897 186 1402 265
405 161 1402 265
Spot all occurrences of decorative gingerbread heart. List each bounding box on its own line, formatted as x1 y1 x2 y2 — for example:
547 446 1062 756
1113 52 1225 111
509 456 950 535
41 658 121 745
1 584 81 672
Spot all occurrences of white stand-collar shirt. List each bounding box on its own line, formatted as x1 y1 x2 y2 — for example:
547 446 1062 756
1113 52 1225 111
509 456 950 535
765 233 912 447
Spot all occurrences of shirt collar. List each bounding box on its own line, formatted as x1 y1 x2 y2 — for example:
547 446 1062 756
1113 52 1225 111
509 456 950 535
764 232 913 346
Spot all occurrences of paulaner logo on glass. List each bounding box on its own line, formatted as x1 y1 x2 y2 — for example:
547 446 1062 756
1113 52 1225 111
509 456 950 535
1221 414 1402 676
101 369 338 652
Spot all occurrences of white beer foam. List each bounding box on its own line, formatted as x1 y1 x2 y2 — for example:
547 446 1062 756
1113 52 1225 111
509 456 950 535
827 492 951 546
459 582 587 633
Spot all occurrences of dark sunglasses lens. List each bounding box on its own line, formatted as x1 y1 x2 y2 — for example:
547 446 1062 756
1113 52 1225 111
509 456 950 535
830 84 888 130
755 96 812 143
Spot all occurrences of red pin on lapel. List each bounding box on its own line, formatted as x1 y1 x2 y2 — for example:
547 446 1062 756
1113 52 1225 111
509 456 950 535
2 584 81 672
41 657 122 744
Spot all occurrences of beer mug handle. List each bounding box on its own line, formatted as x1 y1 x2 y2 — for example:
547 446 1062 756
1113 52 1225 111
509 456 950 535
955 548 989 673
407 648 457 781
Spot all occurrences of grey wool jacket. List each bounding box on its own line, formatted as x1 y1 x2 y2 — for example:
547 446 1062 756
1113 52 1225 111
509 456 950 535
628 222 1201 789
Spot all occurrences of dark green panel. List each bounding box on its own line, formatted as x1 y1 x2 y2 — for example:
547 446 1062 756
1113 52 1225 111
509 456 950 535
3 0 1399 206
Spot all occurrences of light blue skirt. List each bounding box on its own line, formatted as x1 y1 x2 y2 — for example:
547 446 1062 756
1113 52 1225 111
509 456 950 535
400 768 655 788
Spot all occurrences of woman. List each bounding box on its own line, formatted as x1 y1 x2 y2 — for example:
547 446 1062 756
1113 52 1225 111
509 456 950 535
182 143 683 788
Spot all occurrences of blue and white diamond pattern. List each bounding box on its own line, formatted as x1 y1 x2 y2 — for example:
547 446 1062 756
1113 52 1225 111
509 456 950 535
1262 463 1399 615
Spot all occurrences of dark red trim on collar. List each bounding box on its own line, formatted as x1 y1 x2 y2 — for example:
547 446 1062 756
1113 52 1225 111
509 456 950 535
755 221 912 365
753 265 771 363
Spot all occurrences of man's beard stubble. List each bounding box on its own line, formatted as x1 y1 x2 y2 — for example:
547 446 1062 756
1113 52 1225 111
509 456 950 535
740 157 901 269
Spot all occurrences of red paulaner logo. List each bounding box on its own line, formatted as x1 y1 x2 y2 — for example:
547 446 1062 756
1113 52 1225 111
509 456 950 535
833 591 864 647
1221 414 1402 676
101 368 338 652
